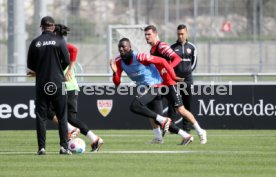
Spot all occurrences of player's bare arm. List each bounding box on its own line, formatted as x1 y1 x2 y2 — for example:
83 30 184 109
65 61 75 81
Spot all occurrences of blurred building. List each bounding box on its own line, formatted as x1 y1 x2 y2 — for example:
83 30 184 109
0 0 276 74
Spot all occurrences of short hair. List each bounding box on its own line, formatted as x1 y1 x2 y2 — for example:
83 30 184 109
40 16 55 26
144 25 157 33
40 16 55 31
177 24 187 30
119 38 131 46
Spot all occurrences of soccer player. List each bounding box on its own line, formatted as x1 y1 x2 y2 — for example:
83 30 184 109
27 16 71 155
110 38 194 145
170 24 198 132
144 25 207 144
49 24 104 152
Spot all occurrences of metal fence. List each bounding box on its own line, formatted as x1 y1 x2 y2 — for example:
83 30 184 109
1 73 276 85
0 0 276 75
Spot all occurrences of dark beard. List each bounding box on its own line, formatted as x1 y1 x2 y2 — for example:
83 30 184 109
121 50 133 65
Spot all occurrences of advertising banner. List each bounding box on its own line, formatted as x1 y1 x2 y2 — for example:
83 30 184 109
0 84 275 130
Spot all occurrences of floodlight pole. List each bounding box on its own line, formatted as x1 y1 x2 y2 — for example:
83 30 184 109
7 0 15 74
34 0 47 36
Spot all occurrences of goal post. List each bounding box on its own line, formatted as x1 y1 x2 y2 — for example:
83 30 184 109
107 25 151 64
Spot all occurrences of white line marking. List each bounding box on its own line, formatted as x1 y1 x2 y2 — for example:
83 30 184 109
1 150 271 155
98 134 275 137
0 150 195 155
92 150 195 154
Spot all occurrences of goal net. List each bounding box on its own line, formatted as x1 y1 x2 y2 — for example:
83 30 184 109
107 25 151 60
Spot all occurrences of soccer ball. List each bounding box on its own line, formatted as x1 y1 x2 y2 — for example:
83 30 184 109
68 138 86 154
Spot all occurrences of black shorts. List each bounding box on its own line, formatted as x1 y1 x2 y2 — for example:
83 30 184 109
163 85 183 108
135 86 160 106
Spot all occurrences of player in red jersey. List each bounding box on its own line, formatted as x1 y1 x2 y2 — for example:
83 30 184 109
143 25 183 142
144 25 207 144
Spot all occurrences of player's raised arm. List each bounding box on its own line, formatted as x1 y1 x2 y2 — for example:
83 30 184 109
109 57 123 86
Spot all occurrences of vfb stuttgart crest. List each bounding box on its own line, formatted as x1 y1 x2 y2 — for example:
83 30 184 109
97 100 113 117
186 48 192 54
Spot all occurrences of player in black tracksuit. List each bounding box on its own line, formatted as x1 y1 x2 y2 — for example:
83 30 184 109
170 24 198 132
27 16 71 155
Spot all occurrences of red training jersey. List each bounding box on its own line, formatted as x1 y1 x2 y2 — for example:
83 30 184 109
150 41 181 68
67 43 78 62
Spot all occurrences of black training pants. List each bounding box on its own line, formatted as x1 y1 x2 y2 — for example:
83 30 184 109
130 87 160 119
35 88 68 150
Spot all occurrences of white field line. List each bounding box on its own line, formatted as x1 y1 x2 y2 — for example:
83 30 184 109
1 150 272 155
0 150 196 155
92 150 196 154
98 134 275 137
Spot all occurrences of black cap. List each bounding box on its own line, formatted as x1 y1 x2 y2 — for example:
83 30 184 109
40 16 55 27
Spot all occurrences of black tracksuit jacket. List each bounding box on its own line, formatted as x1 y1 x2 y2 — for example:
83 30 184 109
27 31 70 90
171 40 197 84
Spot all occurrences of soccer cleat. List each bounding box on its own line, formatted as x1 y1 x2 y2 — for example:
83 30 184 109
37 148 46 155
68 128 80 140
161 118 172 137
180 135 194 146
199 130 207 144
91 137 104 152
59 147 72 155
147 138 164 144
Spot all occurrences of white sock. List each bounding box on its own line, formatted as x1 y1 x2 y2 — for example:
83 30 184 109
193 122 203 134
178 129 191 139
156 114 166 124
86 130 98 143
67 123 76 132
153 128 162 139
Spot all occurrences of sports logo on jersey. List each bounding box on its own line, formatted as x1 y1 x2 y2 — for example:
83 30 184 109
97 100 113 117
35 41 42 48
187 48 192 54
42 41 56 46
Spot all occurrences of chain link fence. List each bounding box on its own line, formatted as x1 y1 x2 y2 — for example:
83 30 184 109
0 0 276 74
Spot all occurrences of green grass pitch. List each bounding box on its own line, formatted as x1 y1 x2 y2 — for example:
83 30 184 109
0 130 275 177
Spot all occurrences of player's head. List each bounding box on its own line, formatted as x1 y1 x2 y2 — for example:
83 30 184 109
144 25 158 46
118 38 132 61
177 24 188 43
40 16 55 32
54 24 70 37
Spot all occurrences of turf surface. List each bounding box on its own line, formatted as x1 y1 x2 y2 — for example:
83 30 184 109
0 130 275 177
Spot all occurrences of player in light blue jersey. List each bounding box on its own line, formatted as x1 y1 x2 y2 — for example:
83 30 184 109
110 38 194 145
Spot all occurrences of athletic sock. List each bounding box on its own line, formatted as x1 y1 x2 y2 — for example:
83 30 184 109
153 128 162 140
156 114 166 124
178 129 191 139
193 122 203 135
86 130 98 143
67 123 76 132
